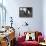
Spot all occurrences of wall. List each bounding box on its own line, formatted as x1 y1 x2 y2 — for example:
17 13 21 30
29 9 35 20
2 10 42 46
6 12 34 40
3 0 43 37
43 0 46 37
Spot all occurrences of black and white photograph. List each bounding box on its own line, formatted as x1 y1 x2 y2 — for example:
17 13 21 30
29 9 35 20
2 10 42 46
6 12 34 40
19 7 32 17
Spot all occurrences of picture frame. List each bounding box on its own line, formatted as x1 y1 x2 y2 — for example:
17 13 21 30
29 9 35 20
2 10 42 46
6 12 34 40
19 7 32 17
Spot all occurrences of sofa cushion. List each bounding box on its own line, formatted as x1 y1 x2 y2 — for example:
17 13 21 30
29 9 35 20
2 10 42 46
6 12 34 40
35 31 42 41
24 32 35 40
18 41 39 46
18 36 25 42
30 33 35 40
25 33 29 40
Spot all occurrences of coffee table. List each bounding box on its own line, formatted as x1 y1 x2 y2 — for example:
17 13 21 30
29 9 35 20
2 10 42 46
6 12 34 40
39 42 46 46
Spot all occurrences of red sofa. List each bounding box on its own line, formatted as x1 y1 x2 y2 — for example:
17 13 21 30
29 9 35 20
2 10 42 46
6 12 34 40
17 31 44 46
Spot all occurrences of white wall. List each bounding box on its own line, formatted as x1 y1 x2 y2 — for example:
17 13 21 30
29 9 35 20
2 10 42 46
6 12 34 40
43 0 46 37
3 0 43 37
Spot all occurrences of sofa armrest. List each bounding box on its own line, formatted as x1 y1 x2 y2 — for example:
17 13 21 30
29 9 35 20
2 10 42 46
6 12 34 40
38 35 44 43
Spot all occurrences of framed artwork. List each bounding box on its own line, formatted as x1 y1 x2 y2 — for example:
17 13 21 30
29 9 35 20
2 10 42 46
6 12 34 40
19 7 32 17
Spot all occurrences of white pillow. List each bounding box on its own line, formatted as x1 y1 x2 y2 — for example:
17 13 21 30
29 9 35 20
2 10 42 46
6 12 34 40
31 33 35 40
25 33 29 40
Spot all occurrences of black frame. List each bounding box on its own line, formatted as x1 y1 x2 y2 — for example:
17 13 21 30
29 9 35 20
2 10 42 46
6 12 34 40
19 7 32 17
